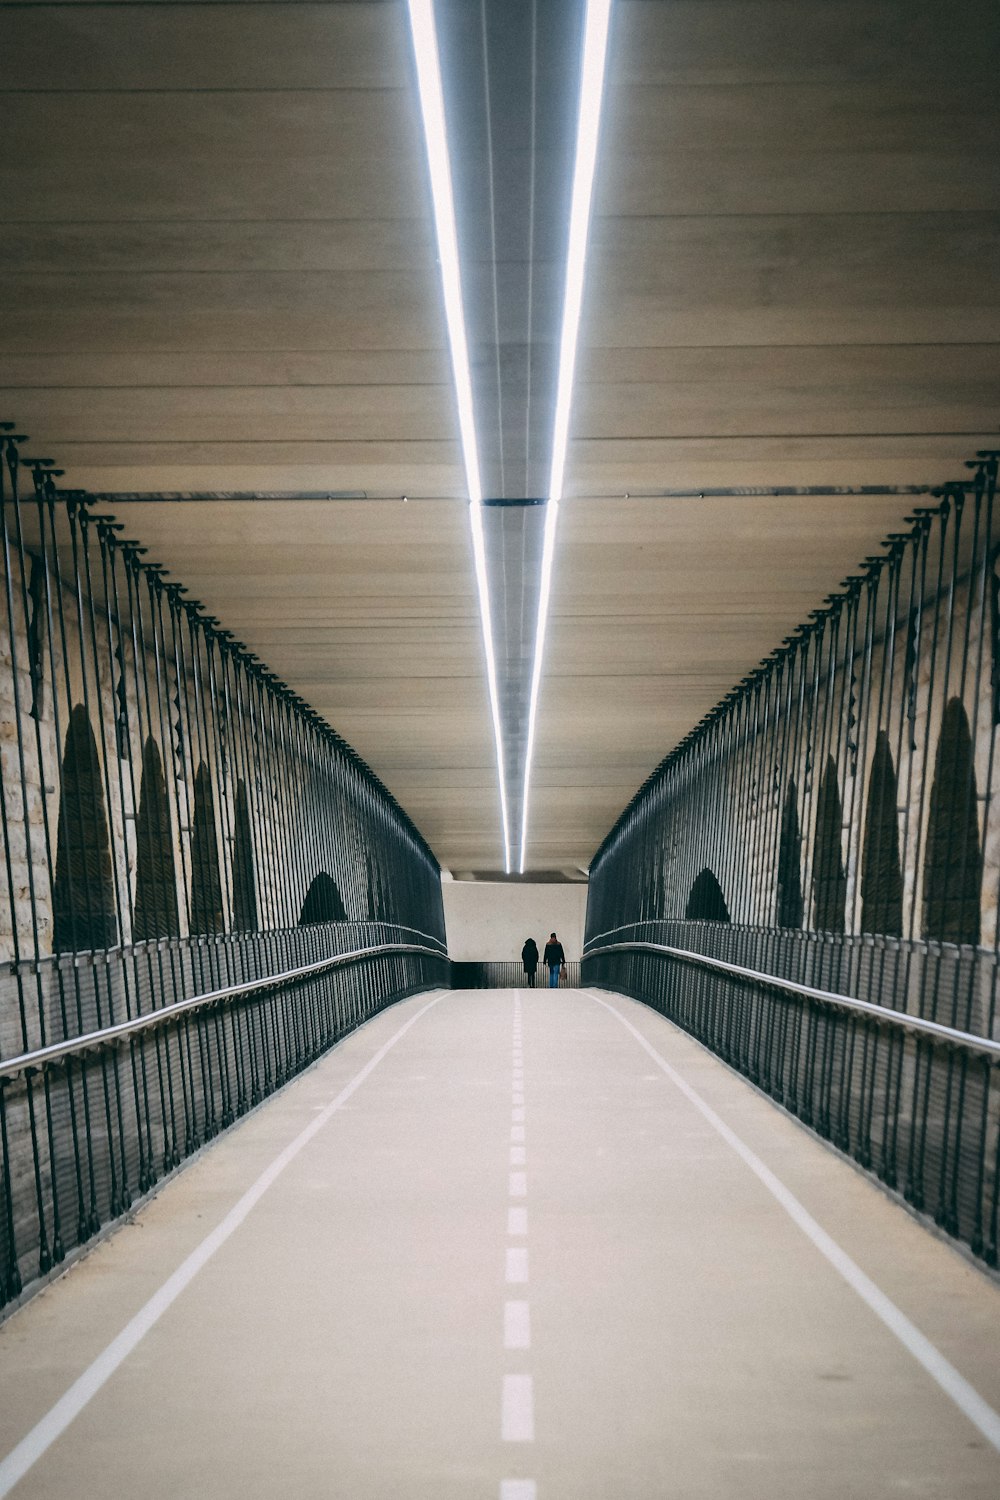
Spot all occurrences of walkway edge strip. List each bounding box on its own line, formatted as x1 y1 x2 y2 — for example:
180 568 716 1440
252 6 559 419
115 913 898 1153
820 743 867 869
0 990 449 1498
587 990 1000 1454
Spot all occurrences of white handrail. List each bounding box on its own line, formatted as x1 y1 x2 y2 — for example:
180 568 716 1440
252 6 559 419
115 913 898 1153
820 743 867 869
582 939 1000 1060
0 942 448 1082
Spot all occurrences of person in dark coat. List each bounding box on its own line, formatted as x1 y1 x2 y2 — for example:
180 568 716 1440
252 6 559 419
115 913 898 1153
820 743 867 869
521 937 539 987
543 932 565 988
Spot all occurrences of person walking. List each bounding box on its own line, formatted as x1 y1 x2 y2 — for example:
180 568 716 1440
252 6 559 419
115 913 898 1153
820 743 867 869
543 932 565 988
521 937 539 988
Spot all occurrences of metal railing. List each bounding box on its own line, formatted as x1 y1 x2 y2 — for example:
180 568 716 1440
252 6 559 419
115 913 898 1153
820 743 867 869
584 447 1000 1265
587 450 1000 983
1 423 451 1308
0 939 448 1082
583 938 1000 1264
451 960 582 989
0 935 449 1307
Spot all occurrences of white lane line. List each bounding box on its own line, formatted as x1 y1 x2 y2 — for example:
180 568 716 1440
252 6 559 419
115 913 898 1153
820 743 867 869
506 1246 529 1283
0 991 449 1497
508 1206 528 1236
512 1092 525 1106
504 1299 532 1350
509 1171 527 1198
499 1483 537 1500
512 1107 526 1123
510 1124 526 1143
509 1145 527 1166
502 1374 535 1441
588 990 1000 1454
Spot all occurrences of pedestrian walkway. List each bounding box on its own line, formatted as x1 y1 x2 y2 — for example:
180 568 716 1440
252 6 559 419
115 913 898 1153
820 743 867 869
1 989 999 1499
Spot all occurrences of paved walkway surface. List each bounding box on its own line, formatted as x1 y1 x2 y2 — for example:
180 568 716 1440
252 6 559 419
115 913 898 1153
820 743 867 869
1 987 1000 1499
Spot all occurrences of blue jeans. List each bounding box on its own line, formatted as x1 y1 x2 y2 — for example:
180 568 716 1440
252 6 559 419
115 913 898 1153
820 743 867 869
548 965 560 987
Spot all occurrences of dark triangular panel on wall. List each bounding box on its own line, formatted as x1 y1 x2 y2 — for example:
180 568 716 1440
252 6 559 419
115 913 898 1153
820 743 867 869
231 781 257 933
861 732 903 937
923 699 982 945
299 872 347 926
133 737 180 942
53 705 117 952
812 758 847 933
685 868 730 922
776 780 803 929
189 762 224 936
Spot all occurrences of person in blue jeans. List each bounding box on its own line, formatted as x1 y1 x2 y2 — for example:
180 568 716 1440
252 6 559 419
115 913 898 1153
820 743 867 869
543 932 565 988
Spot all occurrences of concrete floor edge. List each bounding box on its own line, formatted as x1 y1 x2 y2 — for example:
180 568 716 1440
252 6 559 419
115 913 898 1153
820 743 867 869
584 985 1000 1292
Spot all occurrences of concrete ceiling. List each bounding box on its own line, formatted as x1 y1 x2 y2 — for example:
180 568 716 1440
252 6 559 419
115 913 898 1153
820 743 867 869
2 0 998 878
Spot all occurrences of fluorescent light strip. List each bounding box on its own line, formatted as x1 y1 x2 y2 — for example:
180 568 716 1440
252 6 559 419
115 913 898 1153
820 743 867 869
407 0 512 873
519 0 612 873
470 497 512 873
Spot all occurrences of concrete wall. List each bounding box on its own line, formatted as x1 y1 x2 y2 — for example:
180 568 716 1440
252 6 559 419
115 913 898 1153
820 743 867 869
443 881 587 961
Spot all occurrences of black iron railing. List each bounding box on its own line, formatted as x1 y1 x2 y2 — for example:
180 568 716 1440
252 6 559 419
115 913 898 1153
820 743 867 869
584 448 1000 1264
584 937 1000 1263
587 450 1000 986
0 936 448 1306
0 426 449 1306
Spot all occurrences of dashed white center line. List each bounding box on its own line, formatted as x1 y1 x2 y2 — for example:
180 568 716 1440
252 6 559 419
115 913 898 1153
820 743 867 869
502 1002 535 1496
502 1374 535 1441
506 1246 529 1283
504 1299 531 1350
507 1206 528 1235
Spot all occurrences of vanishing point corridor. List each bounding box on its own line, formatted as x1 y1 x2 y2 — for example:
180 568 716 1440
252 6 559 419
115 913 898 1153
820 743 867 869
3 0 1000 1494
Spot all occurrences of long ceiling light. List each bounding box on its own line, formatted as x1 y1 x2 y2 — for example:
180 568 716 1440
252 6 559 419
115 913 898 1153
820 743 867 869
407 0 512 872
519 0 612 873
